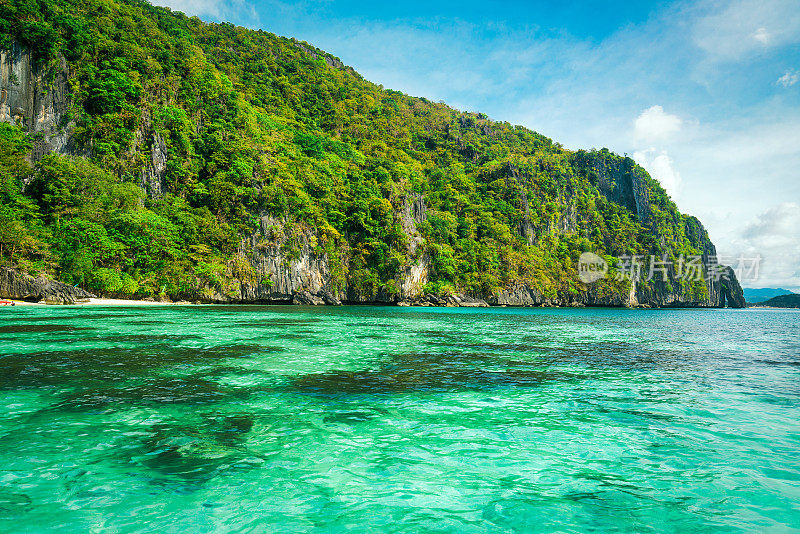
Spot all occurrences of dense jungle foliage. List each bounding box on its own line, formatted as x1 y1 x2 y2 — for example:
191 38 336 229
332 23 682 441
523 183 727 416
0 0 710 300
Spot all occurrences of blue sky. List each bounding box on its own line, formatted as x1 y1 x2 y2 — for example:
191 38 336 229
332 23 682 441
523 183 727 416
159 0 800 291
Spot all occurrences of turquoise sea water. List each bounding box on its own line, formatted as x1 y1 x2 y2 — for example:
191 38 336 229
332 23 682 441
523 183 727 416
0 305 798 532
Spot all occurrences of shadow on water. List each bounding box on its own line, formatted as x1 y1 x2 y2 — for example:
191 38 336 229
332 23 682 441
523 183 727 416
0 316 74 323
293 351 581 394
0 324 94 335
755 358 800 367
0 492 32 517
39 333 205 345
0 343 277 390
0 312 133 322
205 413 255 446
54 377 246 411
415 328 692 373
135 412 260 489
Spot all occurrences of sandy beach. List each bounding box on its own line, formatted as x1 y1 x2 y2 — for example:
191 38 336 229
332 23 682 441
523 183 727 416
4 298 197 306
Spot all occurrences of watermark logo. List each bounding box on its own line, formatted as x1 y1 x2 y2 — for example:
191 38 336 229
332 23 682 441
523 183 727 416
577 252 608 283
576 253 762 284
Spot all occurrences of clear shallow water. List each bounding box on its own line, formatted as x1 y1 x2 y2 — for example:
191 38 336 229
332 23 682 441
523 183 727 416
0 305 798 533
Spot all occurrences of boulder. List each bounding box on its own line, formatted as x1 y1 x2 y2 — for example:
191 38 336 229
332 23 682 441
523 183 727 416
292 290 325 305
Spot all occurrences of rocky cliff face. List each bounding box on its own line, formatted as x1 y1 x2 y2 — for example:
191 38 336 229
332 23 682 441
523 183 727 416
0 44 75 161
587 153 652 227
0 267 95 304
187 190 744 308
243 215 338 302
193 195 435 305
395 193 430 300
131 109 169 197
571 153 745 308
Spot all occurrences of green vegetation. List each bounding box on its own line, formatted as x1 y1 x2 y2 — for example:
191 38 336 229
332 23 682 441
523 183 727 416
759 293 800 308
0 0 713 301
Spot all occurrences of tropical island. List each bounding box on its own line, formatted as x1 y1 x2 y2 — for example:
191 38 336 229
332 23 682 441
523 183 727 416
754 293 800 308
0 0 744 308
3 3 800 533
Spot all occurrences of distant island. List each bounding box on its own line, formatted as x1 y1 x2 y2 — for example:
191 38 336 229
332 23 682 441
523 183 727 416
743 288 794 303
0 0 744 308
754 293 800 309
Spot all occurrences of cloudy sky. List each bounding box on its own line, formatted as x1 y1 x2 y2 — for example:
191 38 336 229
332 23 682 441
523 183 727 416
158 0 800 291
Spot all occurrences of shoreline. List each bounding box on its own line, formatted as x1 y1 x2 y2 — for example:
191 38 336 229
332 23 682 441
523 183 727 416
5 298 194 307
83 298 189 306
1 268 748 309
0 297 771 309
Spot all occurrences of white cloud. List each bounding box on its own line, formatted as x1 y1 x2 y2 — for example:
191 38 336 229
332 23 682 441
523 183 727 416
682 114 800 169
631 106 684 201
633 106 682 146
633 149 682 200
742 202 800 243
777 70 799 87
752 27 770 45
693 0 800 60
731 202 800 289
674 109 800 292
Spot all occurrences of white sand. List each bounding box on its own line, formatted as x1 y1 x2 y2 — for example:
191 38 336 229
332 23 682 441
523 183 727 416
1 298 197 306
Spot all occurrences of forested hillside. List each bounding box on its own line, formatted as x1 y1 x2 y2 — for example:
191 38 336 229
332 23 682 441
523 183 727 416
0 0 744 306
758 294 800 308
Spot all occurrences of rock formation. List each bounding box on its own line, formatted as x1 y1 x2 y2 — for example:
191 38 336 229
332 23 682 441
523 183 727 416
0 267 95 304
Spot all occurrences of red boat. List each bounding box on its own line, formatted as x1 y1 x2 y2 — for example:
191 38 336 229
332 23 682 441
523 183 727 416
0 299 15 306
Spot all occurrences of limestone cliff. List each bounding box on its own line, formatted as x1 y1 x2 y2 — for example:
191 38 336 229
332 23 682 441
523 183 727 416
187 195 435 305
133 109 169 197
0 44 74 161
570 151 746 308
